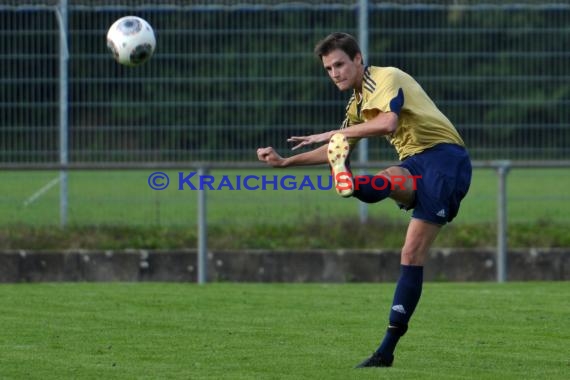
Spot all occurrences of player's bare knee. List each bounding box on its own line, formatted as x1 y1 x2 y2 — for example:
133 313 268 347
390 174 407 191
377 167 415 205
401 250 418 265
401 245 427 265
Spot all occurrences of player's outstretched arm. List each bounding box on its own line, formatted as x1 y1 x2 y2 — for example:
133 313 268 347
288 111 399 150
288 131 336 151
257 144 328 168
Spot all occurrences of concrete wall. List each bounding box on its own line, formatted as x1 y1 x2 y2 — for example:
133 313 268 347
0 248 568 283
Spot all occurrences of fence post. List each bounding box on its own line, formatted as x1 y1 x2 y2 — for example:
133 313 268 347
57 0 69 227
358 0 369 224
496 161 510 283
197 166 208 284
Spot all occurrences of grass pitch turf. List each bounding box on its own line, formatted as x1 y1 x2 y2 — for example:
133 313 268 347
0 282 567 379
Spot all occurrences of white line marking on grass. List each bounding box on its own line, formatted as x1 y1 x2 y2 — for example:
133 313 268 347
23 176 61 207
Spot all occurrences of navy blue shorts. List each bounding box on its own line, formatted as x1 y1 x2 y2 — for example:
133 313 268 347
399 144 472 225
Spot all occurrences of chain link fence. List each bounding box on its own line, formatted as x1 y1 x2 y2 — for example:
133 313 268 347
1 1 568 163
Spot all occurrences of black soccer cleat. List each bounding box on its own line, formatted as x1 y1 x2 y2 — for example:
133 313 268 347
355 352 394 368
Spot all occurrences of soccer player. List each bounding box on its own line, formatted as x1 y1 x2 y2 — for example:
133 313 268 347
257 32 471 367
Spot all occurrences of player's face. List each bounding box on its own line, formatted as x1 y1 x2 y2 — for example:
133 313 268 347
321 49 362 92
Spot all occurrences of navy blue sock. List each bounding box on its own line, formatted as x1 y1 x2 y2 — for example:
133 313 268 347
377 265 424 359
353 174 392 204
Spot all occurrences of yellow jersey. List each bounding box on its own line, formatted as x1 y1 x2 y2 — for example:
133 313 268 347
341 66 465 160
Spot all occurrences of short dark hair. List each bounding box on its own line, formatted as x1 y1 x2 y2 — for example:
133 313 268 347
314 32 362 61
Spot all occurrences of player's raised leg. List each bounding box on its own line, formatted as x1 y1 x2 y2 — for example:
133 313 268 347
327 133 416 207
356 218 441 368
353 165 415 206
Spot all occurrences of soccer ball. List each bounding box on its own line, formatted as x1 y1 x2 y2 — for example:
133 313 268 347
106 16 156 67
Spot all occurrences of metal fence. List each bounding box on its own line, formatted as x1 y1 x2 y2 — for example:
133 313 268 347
1 1 570 282
1 1 569 163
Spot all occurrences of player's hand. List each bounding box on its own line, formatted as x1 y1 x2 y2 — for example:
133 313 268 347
287 131 335 151
257 147 285 167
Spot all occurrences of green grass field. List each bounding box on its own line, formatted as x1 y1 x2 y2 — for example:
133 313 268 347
1 167 569 249
0 282 568 379
1 168 569 227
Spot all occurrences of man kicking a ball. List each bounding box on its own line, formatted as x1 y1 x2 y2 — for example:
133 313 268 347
257 32 471 368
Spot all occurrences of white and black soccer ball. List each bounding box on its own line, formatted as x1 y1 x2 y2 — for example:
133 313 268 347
106 16 156 67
